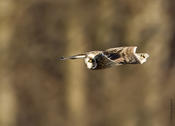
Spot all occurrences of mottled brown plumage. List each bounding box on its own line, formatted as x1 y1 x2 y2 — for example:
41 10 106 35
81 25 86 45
60 46 149 70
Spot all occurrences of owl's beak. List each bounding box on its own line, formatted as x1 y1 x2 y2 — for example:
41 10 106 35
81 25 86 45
59 54 86 60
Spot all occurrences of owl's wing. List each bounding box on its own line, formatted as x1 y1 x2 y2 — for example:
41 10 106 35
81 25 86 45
103 46 149 65
59 53 86 60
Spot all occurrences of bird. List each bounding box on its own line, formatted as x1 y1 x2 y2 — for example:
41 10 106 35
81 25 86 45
59 46 149 70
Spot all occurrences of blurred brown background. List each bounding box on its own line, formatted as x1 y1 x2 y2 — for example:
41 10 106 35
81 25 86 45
0 0 175 126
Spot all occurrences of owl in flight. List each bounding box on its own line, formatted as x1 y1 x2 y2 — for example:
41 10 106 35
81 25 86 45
60 46 149 70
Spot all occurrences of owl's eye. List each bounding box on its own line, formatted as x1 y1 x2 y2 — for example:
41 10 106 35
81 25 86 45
88 59 93 63
88 59 95 63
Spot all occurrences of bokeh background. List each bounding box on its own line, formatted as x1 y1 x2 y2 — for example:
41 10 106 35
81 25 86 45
0 0 175 126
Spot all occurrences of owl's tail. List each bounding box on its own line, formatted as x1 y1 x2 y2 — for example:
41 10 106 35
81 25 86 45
116 46 149 64
126 46 149 64
59 54 86 60
135 53 149 64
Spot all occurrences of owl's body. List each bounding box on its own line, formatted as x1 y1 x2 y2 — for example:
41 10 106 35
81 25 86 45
60 46 149 70
85 52 112 69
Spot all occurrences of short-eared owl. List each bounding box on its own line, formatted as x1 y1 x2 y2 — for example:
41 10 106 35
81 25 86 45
60 46 149 70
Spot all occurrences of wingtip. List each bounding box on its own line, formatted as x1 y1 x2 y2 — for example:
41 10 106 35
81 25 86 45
58 56 65 60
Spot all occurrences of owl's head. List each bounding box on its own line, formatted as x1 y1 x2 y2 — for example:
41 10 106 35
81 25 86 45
84 54 97 69
60 53 98 69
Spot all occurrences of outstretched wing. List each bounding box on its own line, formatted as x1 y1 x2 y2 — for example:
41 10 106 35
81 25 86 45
103 46 149 65
59 53 86 60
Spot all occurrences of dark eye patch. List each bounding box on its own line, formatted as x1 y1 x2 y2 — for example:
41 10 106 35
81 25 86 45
88 59 95 63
